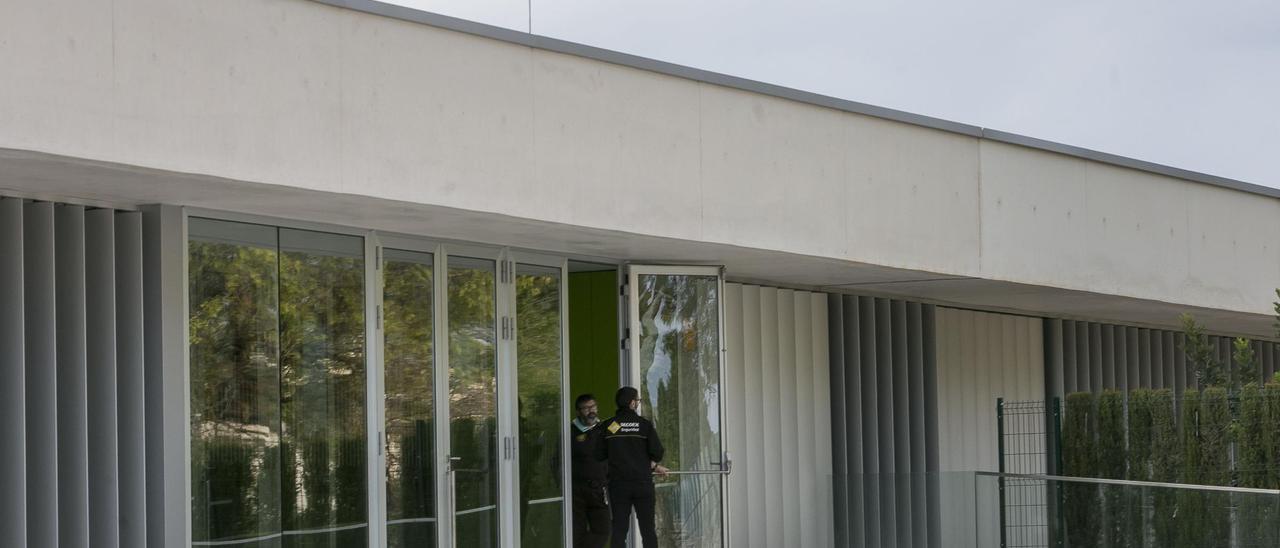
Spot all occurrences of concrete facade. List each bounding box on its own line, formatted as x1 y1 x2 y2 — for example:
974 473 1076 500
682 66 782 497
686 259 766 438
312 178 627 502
3 2 1280 547
3 0 1278 336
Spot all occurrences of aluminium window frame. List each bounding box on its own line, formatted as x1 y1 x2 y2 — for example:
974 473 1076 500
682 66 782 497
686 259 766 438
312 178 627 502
178 206 615 548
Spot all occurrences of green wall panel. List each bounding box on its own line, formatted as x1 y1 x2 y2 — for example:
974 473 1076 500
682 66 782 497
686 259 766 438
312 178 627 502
568 271 619 419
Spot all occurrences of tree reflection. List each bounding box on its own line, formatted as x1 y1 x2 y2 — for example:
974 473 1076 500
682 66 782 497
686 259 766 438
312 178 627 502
449 261 498 547
636 274 722 546
383 253 436 547
517 269 564 547
189 222 367 547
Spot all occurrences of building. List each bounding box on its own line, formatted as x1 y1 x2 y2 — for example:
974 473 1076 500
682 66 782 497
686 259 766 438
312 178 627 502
1 0 1277 547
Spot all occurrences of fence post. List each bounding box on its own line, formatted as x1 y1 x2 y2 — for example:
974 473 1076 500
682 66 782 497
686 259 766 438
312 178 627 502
1052 397 1064 548
997 398 1007 548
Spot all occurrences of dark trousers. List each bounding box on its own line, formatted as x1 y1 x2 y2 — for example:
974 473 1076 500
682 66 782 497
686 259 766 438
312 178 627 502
572 480 610 548
609 480 657 548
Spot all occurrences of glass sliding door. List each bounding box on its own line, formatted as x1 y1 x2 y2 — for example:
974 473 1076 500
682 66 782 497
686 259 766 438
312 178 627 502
277 228 368 547
447 256 500 547
188 219 369 548
189 219 282 547
513 262 566 548
626 265 728 548
382 249 437 547
191 222 578 548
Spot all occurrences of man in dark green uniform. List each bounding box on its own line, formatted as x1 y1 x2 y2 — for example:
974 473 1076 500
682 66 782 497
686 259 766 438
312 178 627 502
571 393 610 548
595 387 668 548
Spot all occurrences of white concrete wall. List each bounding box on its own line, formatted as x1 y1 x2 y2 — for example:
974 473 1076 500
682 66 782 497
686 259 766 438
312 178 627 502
2 0 1278 318
978 142 1280 320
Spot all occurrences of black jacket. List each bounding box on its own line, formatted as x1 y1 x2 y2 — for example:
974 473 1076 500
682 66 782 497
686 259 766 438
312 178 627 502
570 419 608 484
594 408 664 482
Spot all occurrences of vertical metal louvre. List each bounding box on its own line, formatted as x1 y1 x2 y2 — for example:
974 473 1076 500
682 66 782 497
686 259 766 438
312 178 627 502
57 204 90 548
858 296 881 548
724 283 833 547
724 284 748 548
25 201 58 547
116 212 147 547
827 294 941 548
1 197 28 548
0 197 148 548
759 286 782 547
1045 318 1279 400
86 209 121 548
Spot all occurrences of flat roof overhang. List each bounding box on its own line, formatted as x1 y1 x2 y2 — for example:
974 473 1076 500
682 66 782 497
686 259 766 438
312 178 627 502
4 147 1273 339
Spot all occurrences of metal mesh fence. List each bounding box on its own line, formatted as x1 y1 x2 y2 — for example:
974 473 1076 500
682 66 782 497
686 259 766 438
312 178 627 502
997 399 1059 548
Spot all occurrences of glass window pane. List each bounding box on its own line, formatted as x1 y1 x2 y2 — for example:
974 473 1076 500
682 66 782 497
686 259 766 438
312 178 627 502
189 220 282 547
383 249 437 548
447 257 499 547
278 228 368 547
636 273 723 546
516 265 564 548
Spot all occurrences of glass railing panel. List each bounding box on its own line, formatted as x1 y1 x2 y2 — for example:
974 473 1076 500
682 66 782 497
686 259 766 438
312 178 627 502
975 472 1280 548
652 472 722 546
828 472 985 548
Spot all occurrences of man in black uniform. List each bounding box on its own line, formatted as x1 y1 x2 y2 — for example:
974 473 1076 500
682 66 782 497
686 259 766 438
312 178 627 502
595 386 668 548
570 393 609 548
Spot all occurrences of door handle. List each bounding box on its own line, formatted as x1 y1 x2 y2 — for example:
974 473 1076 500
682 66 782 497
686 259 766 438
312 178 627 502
710 451 733 473
662 469 732 476
447 455 461 548
669 452 732 476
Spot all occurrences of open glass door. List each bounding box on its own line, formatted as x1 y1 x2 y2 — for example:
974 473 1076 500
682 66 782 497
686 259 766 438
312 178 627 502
624 265 730 547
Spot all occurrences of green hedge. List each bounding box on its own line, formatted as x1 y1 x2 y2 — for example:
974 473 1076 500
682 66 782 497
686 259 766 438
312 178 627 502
1096 390 1126 546
1124 389 1154 548
1238 383 1271 488
1238 382 1280 546
1268 382 1280 489
1148 389 1180 547
1062 392 1099 547
1060 381 1280 548
1174 388 1230 547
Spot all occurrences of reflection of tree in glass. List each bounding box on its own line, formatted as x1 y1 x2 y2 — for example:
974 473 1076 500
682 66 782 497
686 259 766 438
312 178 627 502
277 241 368 547
448 264 498 547
382 257 436 547
636 274 722 545
189 240 283 544
516 271 564 547
188 224 370 547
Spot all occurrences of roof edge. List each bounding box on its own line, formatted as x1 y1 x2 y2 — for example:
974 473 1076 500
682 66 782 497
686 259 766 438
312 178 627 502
317 0 1280 200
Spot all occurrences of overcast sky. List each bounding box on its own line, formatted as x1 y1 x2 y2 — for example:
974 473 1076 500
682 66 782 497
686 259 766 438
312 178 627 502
394 0 1280 189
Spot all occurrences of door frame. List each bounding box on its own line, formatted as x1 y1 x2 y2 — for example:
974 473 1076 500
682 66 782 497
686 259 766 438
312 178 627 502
182 207 590 548
438 242 504 548
621 264 731 547
372 233 449 548
502 251 572 548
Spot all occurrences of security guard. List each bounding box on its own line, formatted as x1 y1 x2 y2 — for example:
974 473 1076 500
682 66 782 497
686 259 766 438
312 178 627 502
595 386 667 548
570 393 609 548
